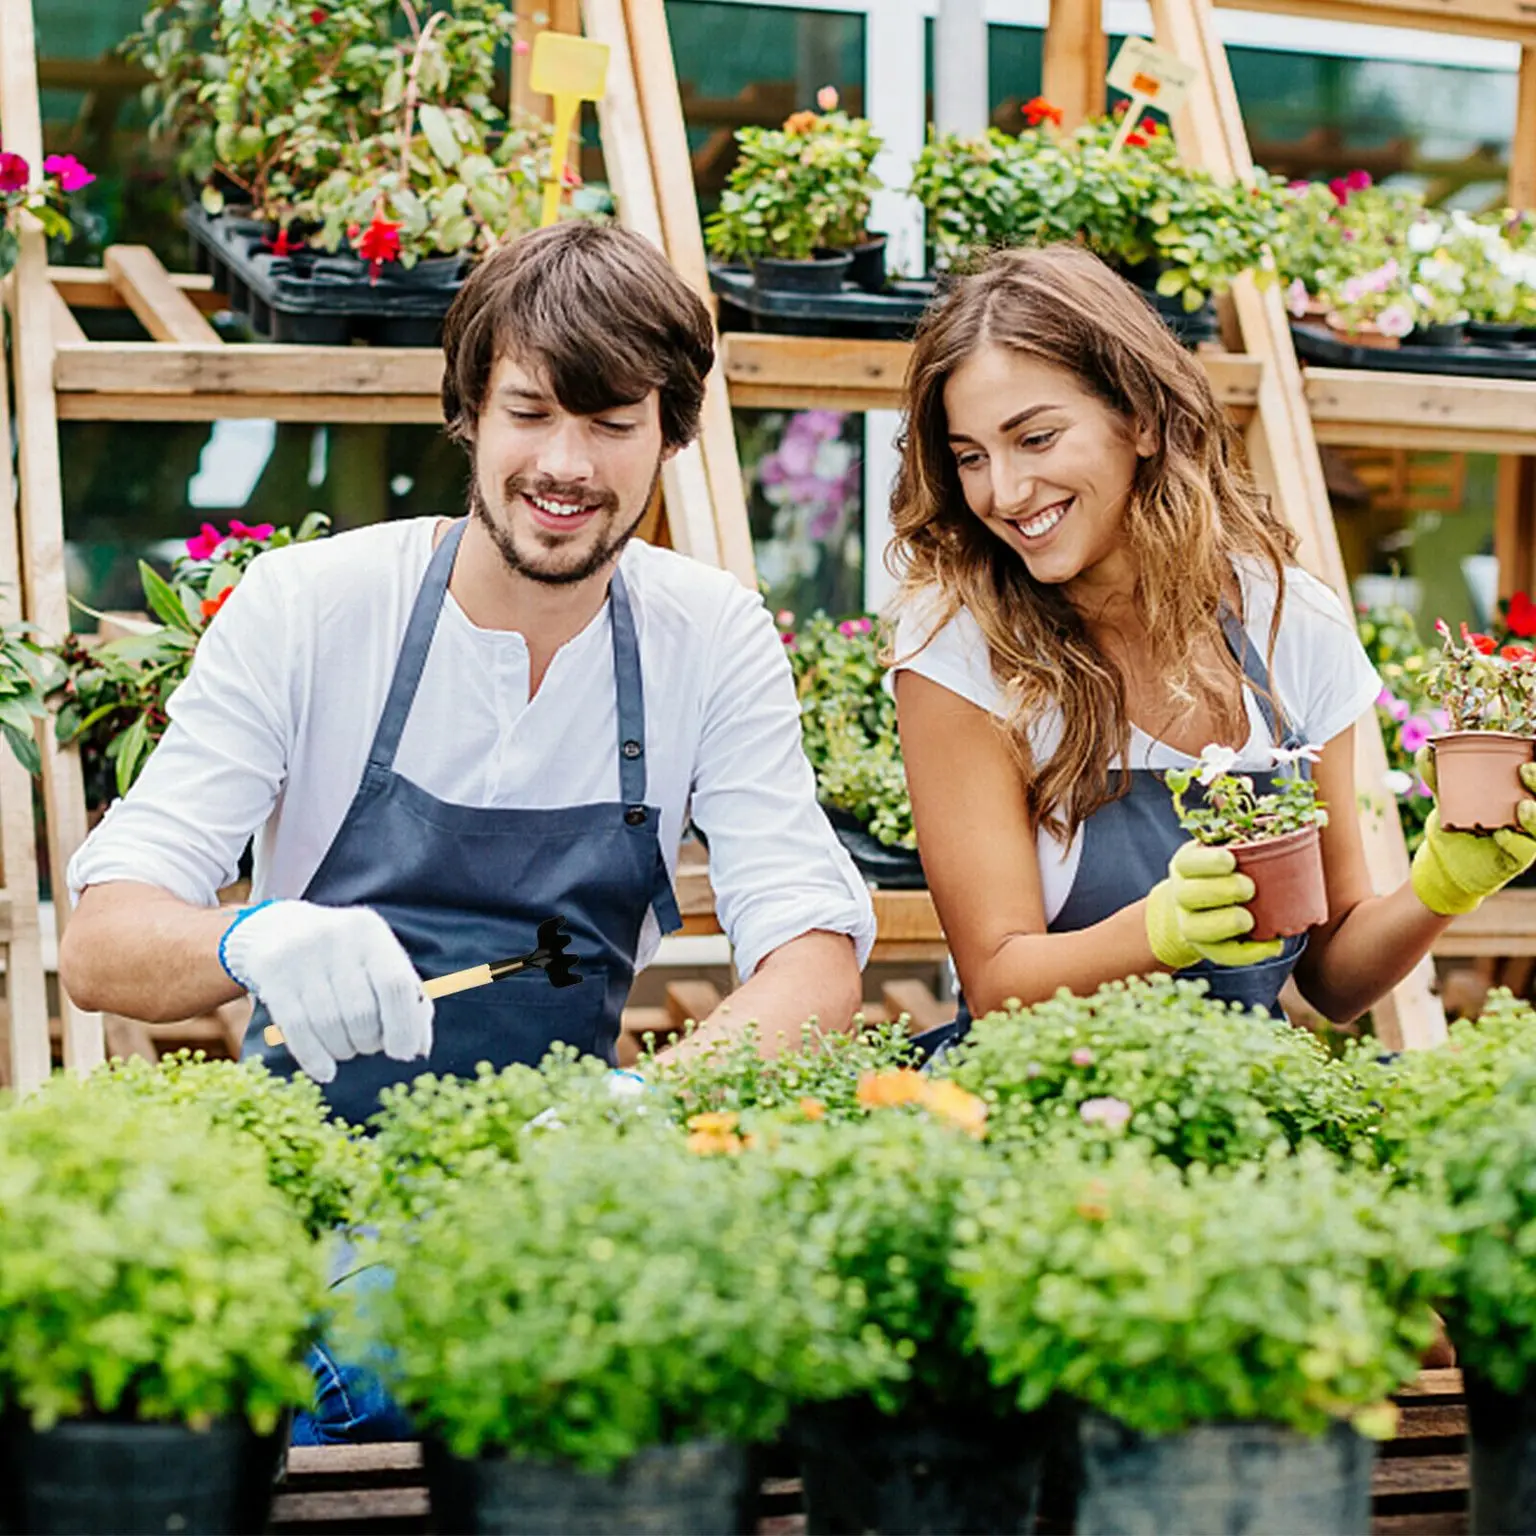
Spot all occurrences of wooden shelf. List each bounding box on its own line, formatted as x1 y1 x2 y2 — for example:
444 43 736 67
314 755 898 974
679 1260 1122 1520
1434 888 1536 958
1307 367 1536 455
1216 0 1536 44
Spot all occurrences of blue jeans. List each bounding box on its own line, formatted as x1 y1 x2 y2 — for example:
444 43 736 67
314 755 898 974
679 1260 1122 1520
291 1247 415 1446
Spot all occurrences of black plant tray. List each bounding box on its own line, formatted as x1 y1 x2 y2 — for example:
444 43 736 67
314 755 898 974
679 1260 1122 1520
1291 321 1536 380
184 203 466 346
710 262 1217 349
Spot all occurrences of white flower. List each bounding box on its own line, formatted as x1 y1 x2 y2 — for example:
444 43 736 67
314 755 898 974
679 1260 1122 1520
1270 742 1324 768
1384 769 1414 796
1080 1096 1133 1129
1195 743 1239 785
1406 219 1442 254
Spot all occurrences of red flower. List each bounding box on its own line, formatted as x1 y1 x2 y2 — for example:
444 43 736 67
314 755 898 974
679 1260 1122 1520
561 163 583 188
1124 131 1150 148
1507 590 1536 638
348 211 401 284
310 6 327 21
200 585 235 622
1502 645 1535 662
1022 96 1063 128
0 151 29 193
1140 116 1159 134
264 226 304 256
1460 623 1497 655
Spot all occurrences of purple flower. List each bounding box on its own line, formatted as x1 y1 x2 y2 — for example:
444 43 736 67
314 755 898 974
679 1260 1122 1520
1399 716 1432 754
1080 1096 1132 1129
1386 697 1410 723
1070 1047 1095 1068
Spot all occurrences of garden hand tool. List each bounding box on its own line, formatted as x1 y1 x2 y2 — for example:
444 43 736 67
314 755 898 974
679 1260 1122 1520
1409 745 1536 915
530 31 610 228
223 900 434 1084
260 916 580 1050
1145 842 1285 969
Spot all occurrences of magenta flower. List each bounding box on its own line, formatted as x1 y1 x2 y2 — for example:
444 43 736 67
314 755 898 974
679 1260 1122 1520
0 151 29 193
1399 716 1432 754
1431 709 1450 732
780 631 796 647
42 154 93 193
228 519 274 542
185 522 226 561
1386 697 1410 723
1080 1096 1132 1129
1070 1047 1095 1067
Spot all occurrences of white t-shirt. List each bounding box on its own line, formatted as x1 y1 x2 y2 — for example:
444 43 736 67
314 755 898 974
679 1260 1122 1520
69 519 877 979
889 562 1381 923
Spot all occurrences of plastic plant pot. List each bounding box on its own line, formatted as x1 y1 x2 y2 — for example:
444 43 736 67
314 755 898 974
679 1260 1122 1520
1465 1369 1536 1536
1076 1414 1374 1536
751 251 853 296
844 235 888 293
1431 731 1536 833
1405 322 1467 348
1467 320 1529 350
423 1438 748 1536
1228 823 1328 942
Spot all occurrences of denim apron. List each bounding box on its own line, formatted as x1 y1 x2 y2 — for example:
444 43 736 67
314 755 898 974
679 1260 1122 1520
243 518 682 1125
915 608 1309 1062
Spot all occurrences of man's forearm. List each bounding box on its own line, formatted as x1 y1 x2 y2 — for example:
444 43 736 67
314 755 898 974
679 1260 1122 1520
660 928 862 1063
61 882 247 1023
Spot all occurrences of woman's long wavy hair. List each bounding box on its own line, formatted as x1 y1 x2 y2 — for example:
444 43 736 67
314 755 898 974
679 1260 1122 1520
889 243 1298 844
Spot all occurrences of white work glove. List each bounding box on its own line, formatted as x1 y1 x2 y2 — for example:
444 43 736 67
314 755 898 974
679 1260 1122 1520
222 900 433 1084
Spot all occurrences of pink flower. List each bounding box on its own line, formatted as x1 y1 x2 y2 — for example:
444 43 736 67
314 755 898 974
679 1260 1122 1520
1346 169 1373 192
42 154 93 192
513 37 531 55
0 151 29 193
816 85 840 111
1431 709 1450 732
1377 304 1414 339
1286 278 1309 318
185 522 226 561
1399 716 1432 754
228 519 274 542
1070 1047 1095 1067
780 631 796 648
1080 1096 1132 1129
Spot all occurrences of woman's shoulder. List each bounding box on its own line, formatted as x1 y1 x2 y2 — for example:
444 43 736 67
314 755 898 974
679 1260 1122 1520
1236 557 1357 653
886 590 1001 714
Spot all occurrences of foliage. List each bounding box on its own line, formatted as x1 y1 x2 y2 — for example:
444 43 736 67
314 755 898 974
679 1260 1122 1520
706 101 884 263
1424 617 1536 733
1166 742 1328 845
0 616 62 776
782 610 913 849
641 1018 916 1123
86 1051 370 1237
1358 602 1439 854
0 142 93 280
49 514 329 804
906 128 1029 271
955 1141 1444 1436
355 1118 903 1468
937 974 1374 1168
0 1082 325 1431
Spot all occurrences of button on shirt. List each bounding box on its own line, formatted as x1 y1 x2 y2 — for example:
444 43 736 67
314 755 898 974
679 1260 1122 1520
68 519 877 979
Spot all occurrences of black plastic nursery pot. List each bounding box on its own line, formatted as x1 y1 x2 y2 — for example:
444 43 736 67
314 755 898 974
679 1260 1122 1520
752 251 855 296
422 1437 749 1535
823 805 927 890
0 1416 285 1536
793 1395 1046 1535
1076 1414 1374 1536
1465 1369 1536 1535
1405 322 1467 348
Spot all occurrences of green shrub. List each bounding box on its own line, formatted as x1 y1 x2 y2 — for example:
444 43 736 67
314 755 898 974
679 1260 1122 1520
939 976 1373 1168
955 1143 1445 1436
88 1051 370 1236
356 1119 902 1469
0 1083 326 1431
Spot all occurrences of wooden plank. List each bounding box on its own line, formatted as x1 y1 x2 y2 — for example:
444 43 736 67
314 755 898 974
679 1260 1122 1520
103 245 222 347
46 285 85 347
1152 0 1444 1052
0 0 103 1074
1370 1515 1467 1535
881 978 950 1032
1042 0 1108 130
665 978 723 1031
54 393 443 424
1513 45 1536 211
581 0 666 249
1435 889 1536 955
1495 455 1536 599
55 342 443 397
285 1443 423 1480
49 265 223 313
268 1486 430 1527
1392 1404 1469 1440
1372 1453 1469 1498
1399 1369 1465 1400
1307 369 1536 453
1216 0 1536 43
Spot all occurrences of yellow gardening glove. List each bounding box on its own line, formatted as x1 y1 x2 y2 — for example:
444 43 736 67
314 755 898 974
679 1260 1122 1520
1145 841 1286 970
1409 746 1536 916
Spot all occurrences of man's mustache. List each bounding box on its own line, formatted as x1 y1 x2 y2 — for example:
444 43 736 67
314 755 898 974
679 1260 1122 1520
504 475 620 514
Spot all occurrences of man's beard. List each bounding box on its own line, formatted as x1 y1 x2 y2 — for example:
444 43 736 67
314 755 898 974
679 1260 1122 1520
470 463 660 587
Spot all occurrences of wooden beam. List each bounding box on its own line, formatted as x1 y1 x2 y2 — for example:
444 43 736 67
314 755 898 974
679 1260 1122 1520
1042 0 1108 131
1152 0 1444 1051
1513 45 1536 211
46 284 84 347
1215 0 1536 44
49 265 223 314
103 245 222 346
1306 368 1536 452
0 0 103 1073
55 342 443 396
1495 456 1536 599
581 0 666 249
53 392 443 424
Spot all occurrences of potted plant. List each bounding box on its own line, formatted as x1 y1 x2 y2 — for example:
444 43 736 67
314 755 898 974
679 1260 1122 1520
353 1117 902 1533
706 102 883 296
0 1082 327 1535
1422 619 1536 832
1164 742 1330 941
49 514 328 807
0 143 94 279
955 1142 1446 1536
782 610 921 886
936 973 1373 1168
906 127 1029 275
792 91 887 291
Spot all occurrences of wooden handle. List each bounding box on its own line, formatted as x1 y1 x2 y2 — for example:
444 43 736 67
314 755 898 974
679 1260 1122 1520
262 963 496 1047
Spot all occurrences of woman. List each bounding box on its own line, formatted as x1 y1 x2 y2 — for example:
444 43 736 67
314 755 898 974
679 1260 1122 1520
890 244 1536 1024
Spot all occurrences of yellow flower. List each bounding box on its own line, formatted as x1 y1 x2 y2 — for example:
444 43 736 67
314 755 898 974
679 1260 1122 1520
919 1079 987 1138
856 1069 928 1109
687 1111 739 1136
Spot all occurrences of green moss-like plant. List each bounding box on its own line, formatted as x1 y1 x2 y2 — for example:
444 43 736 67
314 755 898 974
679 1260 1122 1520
0 1083 326 1431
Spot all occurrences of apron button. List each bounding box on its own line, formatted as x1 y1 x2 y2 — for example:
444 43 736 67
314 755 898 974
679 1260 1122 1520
622 739 643 759
624 806 647 826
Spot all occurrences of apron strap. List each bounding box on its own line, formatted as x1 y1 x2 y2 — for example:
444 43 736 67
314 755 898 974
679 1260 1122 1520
368 518 467 771
1217 602 1304 752
609 567 648 809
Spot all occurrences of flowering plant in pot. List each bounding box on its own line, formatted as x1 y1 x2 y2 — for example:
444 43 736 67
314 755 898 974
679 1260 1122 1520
0 142 94 279
354 1117 903 1531
784 92 886 289
1164 741 1330 941
906 127 1033 273
936 973 1373 1168
0 1083 327 1535
1422 618 1536 833
955 1141 1447 1536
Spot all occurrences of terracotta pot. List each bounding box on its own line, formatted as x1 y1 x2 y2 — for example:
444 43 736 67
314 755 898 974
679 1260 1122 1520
1432 730 1536 833
1325 313 1400 350
1228 824 1327 942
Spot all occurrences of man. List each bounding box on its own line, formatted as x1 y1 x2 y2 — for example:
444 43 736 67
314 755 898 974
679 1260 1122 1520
60 222 876 1127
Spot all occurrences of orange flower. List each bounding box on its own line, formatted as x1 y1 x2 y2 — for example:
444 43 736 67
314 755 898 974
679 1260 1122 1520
686 1129 743 1156
687 1111 739 1136
816 85 840 112
200 585 235 622
798 1096 827 1121
1022 96 1063 128
919 1079 987 1138
857 1069 928 1109
783 110 819 134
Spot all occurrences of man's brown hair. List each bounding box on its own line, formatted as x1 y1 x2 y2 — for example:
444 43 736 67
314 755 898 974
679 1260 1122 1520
441 223 715 451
